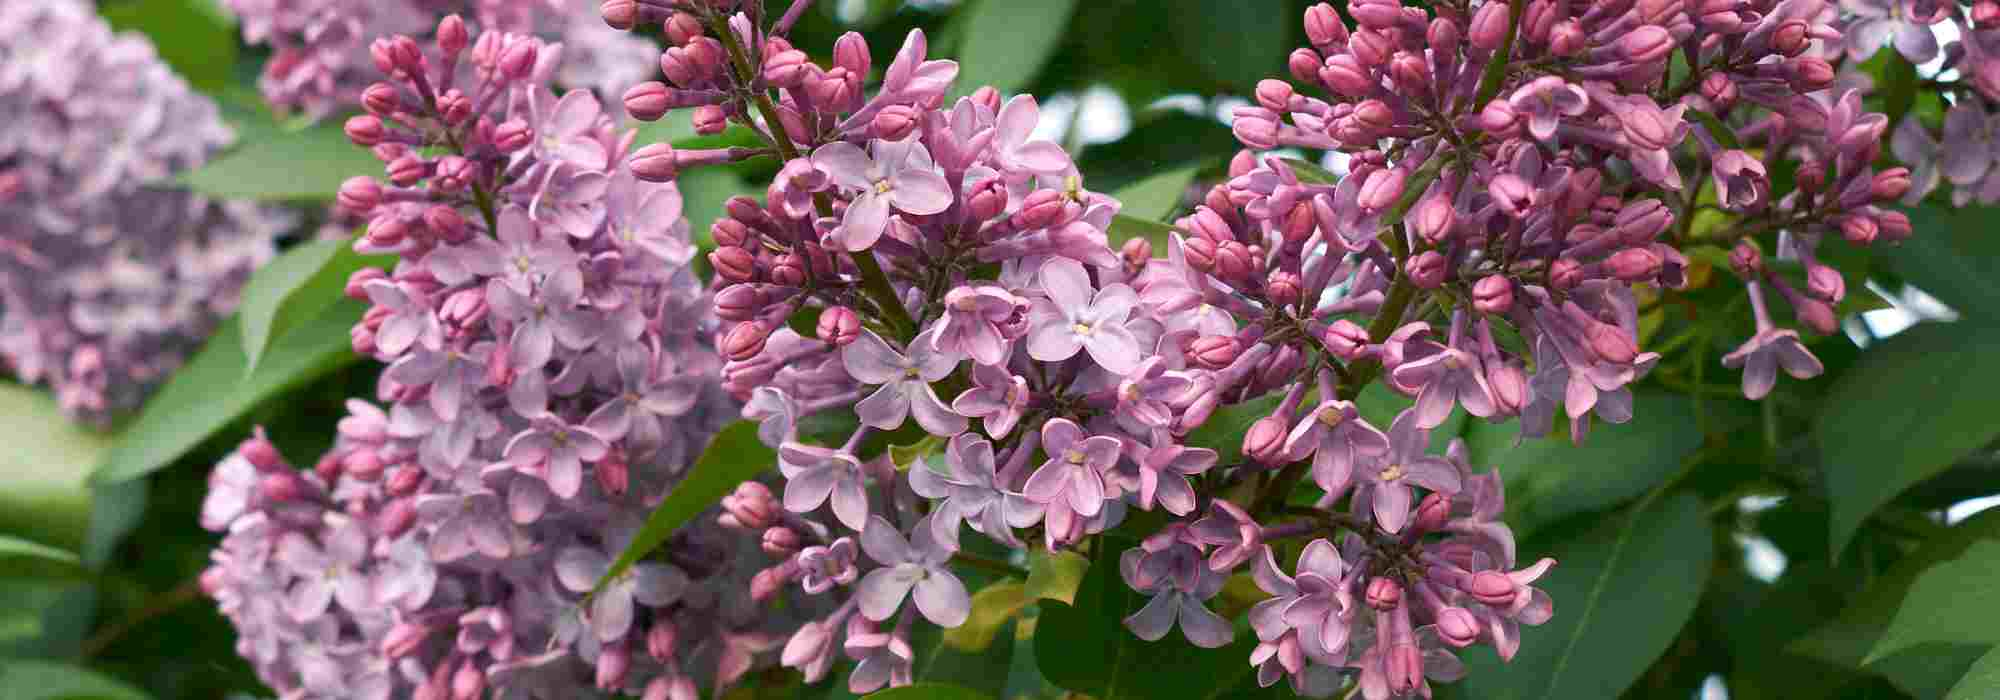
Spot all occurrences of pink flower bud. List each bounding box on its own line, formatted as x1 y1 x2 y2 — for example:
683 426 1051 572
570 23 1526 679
1476 98 1518 135
1189 335 1242 369
362 83 401 118
600 0 639 30
1214 241 1254 281
1467 570 1517 606
1410 195 1455 243
630 143 678 182
750 567 786 602
624 82 672 122
1305 3 1347 49
382 622 431 659
1620 26 1675 63
1244 416 1289 465
350 324 378 355
1806 264 1846 302
711 218 750 248
386 465 425 497
387 155 426 187
1549 19 1587 55
648 620 680 661
968 178 1008 222
1289 48 1326 83
872 104 920 141
1349 29 1393 67
337 177 382 215
1487 361 1527 414
1437 607 1481 647
1729 241 1763 279
1794 298 1838 335
1388 644 1423 693
497 39 538 81
762 527 802 556
1585 321 1639 364
1267 271 1303 307
1839 213 1878 245
834 32 871 75
424 205 468 244
1405 250 1447 289
595 642 630 691
1318 54 1373 97
1231 107 1280 150
1414 492 1453 532
377 497 418 538
1786 56 1836 92
1877 210 1913 242
1353 99 1397 132
1013 189 1069 230
493 119 532 152
1469 1 1510 49
1323 319 1370 360
762 49 811 87
1358 166 1406 211
1182 237 1219 273
436 15 468 56
1549 257 1585 291
452 662 485 700
971 86 1002 113
770 254 806 288
1700 72 1738 109
1606 247 1663 282
1772 19 1812 56
1255 79 1295 111
345 267 387 302
1390 52 1431 91
597 450 630 497
722 321 771 361
714 285 766 322
1872 167 1912 202
816 306 861 346
343 450 385 482
240 428 285 471
1366 577 1403 610
344 115 385 146
1121 237 1154 273
1473 275 1513 314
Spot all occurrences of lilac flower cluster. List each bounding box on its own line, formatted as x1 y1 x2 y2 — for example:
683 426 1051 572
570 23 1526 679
0 0 290 424
595 2 1586 696
203 16 793 699
226 0 657 118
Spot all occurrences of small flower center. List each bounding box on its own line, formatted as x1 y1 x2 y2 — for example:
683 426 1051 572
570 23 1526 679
954 296 980 312
553 430 570 447
1317 409 1345 427
515 255 533 273
1063 175 1085 201
1073 322 1094 336
873 179 894 195
1379 463 1405 481
1443 354 1461 370
1065 449 1088 465
1120 382 1141 401
903 366 920 379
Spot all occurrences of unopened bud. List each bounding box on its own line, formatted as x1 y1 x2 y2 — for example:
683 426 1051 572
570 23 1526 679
1729 241 1763 279
362 83 401 118
345 115 386 146
1188 335 1242 369
1366 577 1403 610
345 266 385 300
647 620 680 661
1606 247 1663 282
452 662 485 700
1437 607 1481 647
722 321 771 361
595 642 631 691
1244 416 1289 465
816 306 861 346
1323 319 1370 360
1794 297 1838 335
762 527 802 556
873 104 920 141
382 622 431 659
710 246 758 283
1404 250 1447 289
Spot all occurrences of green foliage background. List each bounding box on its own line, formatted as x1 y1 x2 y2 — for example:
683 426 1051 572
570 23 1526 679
6 1 2000 699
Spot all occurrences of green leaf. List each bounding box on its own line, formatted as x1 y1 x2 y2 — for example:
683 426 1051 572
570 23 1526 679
1166 0 1289 92
1034 534 1276 699
1947 647 2000 700
239 237 390 377
177 123 383 201
1790 508 2000 698
1878 206 2000 321
863 682 995 700
1110 165 1202 222
1105 214 1181 252
0 385 114 550
0 536 85 581
593 421 774 595
0 659 152 700
1181 393 1285 464
947 0 1080 98
99 0 237 95
1451 492 1714 700
1355 381 1468 455
943 581 1029 652
1687 110 1741 150
1280 158 1341 186
92 303 364 484
1865 540 2000 662
1024 550 1090 605
1817 322 2000 557
677 166 752 248
1461 391 1700 540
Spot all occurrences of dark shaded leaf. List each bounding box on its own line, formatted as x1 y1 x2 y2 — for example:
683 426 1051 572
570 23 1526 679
863 682 995 700
1165 0 1289 93
1461 392 1700 539
177 123 382 201
0 659 152 700
1111 164 1202 222
1877 206 2000 320
1865 540 2000 662
593 421 774 594
947 0 1079 99
100 0 238 94
1947 647 2000 700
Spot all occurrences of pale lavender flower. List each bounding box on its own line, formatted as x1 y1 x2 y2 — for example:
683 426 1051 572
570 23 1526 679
909 434 1040 548
362 280 442 355
1115 356 1198 433
527 89 612 172
503 414 611 500
843 329 966 436
1506 77 1588 142
1723 329 1825 400
1283 400 1390 497
604 170 695 266
1025 257 1142 374
1843 0 1941 63
555 542 689 642
416 487 514 560
1120 543 1233 648
1354 410 1462 534
855 515 970 627
383 344 487 422
744 386 799 447
1891 114 1942 204
950 364 1029 437
1133 437 1217 516
1255 540 1353 662
1937 101 1998 190
797 538 860 593
812 137 953 251
1021 419 1118 544
926 285 1020 365
1391 343 1498 429
486 265 605 371
990 95 1072 177
585 342 698 444
779 443 871 531
843 619 916 694
276 520 374 621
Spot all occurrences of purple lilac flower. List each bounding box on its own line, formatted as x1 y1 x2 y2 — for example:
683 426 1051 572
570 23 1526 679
812 138 954 251
855 515 970 627
843 329 967 436
1024 257 1143 374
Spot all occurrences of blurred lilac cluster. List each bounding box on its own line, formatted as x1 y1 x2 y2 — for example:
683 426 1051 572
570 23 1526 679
201 16 791 700
0 0 289 424
226 0 657 118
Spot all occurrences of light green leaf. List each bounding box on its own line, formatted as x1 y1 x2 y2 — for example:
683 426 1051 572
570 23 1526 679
239 237 390 377
1024 550 1089 605
1166 0 1288 92
1105 214 1181 252
863 682 995 700
0 536 84 581
1790 508 2000 698
1866 540 2000 662
100 0 237 95
947 0 1080 98
1180 393 1285 464
0 385 114 550
1280 158 1340 186
177 123 382 201
1111 165 1201 223
1879 206 2000 320
594 421 774 595
1453 492 1714 700
92 303 365 484
943 580 1028 652
0 659 152 700
1818 322 2000 558
1947 647 2000 700
1461 392 1700 540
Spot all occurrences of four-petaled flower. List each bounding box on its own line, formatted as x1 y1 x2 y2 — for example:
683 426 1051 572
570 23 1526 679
843 329 966 436
779 443 871 531
855 515 970 627
1354 410 1463 533
909 434 1041 548
1025 257 1142 374
812 137 953 251
1022 418 1119 548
